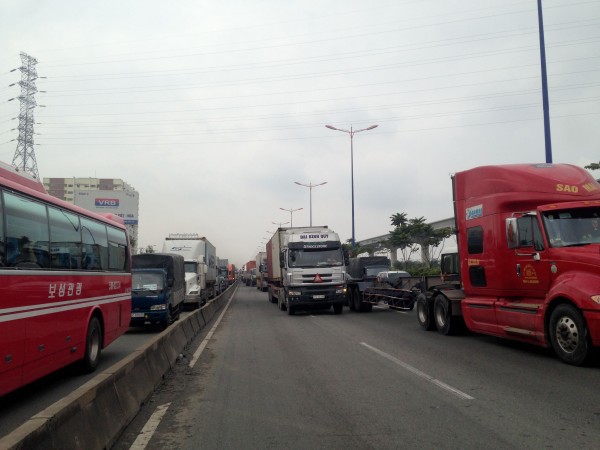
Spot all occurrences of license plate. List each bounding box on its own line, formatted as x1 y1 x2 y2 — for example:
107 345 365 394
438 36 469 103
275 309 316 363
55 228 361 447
313 295 325 299
131 312 145 318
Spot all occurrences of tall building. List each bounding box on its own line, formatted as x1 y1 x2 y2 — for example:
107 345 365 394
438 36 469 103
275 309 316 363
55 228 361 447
43 177 139 248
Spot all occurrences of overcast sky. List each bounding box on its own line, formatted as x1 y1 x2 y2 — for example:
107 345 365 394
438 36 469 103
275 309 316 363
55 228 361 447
1 0 599 266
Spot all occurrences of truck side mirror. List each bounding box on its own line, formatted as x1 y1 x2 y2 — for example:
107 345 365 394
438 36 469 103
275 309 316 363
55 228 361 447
167 277 174 287
343 249 349 266
280 251 285 268
506 218 519 249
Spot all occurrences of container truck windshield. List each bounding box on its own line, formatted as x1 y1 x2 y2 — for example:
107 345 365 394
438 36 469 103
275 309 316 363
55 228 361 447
184 261 198 274
288 248 344 267
132 272 164 292
542 207 600 247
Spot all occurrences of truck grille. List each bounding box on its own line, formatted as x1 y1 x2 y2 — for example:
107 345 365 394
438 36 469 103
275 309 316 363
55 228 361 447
299 272 335 283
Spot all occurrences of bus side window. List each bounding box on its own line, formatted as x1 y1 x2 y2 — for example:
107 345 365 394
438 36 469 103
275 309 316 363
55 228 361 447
107 226 128 271
81 217 108 271
4 192 50 269
49 207 82 270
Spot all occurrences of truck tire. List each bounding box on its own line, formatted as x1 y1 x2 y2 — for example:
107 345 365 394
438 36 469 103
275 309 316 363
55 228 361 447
347 289 356 311
278 295 287 311
433 294 456 335
356 291 372 312
333 303 343 314
268 289 274 303
81 316 102 373
417 293 435 331
352 289 362 312
549 304 591 365
287 305 295 315
160 307 173 330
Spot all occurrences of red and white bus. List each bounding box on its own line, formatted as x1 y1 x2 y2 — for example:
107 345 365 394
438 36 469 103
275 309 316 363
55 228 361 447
0 162 132 396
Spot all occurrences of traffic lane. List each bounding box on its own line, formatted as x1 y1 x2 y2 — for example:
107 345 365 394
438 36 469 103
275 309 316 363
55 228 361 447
310 304 600 448
116 286 599 449
0 312 193 438
116 287 486 448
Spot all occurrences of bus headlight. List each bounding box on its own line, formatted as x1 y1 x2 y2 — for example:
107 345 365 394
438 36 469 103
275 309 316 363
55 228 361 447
288 290 301 296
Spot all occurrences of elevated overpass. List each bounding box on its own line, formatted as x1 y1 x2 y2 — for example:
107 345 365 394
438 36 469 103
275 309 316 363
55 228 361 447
355 217 455 264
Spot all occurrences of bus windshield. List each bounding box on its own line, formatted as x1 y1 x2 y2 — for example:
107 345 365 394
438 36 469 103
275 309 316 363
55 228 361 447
542 207 600 247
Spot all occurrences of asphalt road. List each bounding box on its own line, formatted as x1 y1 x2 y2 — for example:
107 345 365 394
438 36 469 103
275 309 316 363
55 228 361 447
113 285 600 449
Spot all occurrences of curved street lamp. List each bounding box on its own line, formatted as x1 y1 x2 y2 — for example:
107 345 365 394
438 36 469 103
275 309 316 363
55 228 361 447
294 181 327 227
325 124 378 247
280 207 303 228
272 221 289 228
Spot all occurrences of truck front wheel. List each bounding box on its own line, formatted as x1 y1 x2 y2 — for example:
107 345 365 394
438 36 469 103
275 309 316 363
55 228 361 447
160 307 173 330
549 304 590 366
417 293 435 331
278 295 287 311
352 289 362 312
332 303 343 314
347 289 356 311
434 294 456 335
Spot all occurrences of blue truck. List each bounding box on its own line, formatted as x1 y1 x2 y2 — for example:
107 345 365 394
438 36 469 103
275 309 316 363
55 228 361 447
130 253 185 329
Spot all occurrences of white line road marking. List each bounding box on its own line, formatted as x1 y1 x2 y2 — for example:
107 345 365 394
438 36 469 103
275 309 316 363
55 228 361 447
189 294 235 368
360 342 474 400
129 402 171 450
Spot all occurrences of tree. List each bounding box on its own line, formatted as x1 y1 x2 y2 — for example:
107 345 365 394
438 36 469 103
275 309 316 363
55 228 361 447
389 213 454 269
420 226 454 267
584 162 599 171
343 239 375 258
389 216 423 269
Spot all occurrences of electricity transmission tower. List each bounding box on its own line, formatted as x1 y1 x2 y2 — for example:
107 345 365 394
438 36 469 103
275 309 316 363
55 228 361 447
12 52 40 179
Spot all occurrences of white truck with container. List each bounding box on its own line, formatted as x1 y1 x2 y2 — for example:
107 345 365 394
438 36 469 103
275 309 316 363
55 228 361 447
161 233 217 308
266 226 347 315
255 251 268 291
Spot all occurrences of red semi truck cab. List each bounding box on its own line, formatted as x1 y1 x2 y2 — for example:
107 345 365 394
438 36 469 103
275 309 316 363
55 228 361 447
419 163 600 365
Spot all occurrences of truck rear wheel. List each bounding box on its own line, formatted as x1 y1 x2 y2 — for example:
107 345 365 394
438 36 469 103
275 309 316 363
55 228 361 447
434 294 456 335
333 304 343 314
549 304 590 365
417 293 435 331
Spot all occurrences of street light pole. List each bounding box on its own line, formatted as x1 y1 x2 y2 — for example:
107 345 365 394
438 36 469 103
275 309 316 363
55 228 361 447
294 181 327 226
272 221 289 228
325 124 378 247
279 207 303 228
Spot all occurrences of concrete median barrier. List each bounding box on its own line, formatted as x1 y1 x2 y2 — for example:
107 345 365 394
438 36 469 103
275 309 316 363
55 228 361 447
1 283 238 450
